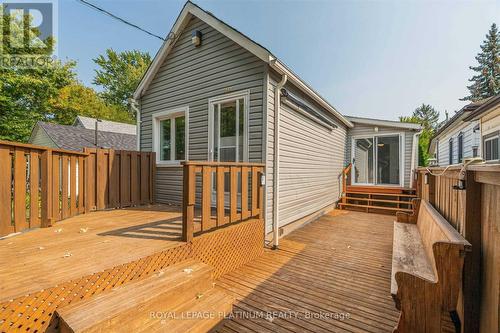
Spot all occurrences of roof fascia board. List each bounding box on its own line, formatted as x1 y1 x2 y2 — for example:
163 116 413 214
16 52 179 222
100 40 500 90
133 2 270 99
346 117 421 130
270 60 353 128
463 96 500 121
433 113 469 140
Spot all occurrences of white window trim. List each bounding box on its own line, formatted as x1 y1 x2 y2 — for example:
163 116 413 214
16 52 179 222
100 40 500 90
350 132 404 187
152 106 189 166
207 90 250 162
483 134 499 162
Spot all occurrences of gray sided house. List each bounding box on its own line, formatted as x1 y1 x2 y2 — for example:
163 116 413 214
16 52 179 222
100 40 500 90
134 2 420 235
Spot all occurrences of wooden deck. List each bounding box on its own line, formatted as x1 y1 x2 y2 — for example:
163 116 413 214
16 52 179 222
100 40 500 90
0 205 185 302
213 210 400 333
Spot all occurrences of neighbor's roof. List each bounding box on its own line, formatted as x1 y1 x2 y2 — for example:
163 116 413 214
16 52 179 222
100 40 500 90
345 116 422 130
74 116 136 135
36 122 137 152
463 93 500 121
133 1 353 128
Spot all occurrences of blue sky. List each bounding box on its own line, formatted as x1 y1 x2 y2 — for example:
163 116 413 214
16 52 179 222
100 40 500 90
58 0 499 121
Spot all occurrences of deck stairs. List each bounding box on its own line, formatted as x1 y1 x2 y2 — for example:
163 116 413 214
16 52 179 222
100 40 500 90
56 259 233 333
338 186 417 214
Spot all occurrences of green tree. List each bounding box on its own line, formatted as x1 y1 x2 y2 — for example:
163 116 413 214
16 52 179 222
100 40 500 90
461 23 500 101
400 104 440 166
93 49 151 115
50 83 134 125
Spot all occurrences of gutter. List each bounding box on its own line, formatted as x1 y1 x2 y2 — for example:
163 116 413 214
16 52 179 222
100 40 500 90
130 99 141 151
410 130 423 188
272 74 288 250
269 59 353 128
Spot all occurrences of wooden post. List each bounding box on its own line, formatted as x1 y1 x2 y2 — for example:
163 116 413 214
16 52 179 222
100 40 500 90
182 164 194 242
258 170 264 220
40 149 53 227
428 172 436 207
462 170 481 333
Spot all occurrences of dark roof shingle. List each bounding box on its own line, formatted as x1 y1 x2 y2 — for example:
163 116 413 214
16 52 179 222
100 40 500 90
39 122 137 152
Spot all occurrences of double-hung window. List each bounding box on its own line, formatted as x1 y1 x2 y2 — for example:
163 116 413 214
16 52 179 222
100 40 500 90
152 107 188 165
484 133 499 162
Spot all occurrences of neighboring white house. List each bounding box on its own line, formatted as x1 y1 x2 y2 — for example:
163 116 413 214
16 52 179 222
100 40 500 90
429 100 486 166
463 94 500 163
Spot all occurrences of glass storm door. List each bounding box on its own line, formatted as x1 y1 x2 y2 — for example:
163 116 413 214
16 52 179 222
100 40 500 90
352 135 401 186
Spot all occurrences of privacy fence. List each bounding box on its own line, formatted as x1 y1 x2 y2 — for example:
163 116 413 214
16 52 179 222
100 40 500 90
0 141 155 237
415 164 499 333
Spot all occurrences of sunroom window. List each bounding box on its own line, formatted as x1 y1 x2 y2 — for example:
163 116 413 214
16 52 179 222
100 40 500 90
153 107 188 164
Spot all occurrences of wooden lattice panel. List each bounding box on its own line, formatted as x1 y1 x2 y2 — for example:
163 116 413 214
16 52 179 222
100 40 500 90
192 218 265 278
0 218 265 332
0 244 192 333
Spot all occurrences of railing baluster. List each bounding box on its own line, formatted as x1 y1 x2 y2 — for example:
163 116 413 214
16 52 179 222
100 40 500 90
61 155 69 219
230 166 238 222
251 166 258 217
40 149 53 227
30 151 40 227
241 166 248 219
202 165 211 231
258 168 264 220
70 155 77 216
0 147 13 235
14 149 27 232
216 166 225 227
182 164 195 242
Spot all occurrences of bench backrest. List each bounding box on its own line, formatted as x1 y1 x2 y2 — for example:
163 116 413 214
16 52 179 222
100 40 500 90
416 200 471 310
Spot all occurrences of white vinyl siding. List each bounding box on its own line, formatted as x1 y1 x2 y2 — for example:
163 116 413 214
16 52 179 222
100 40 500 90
266 72 347 233
437 120 480 166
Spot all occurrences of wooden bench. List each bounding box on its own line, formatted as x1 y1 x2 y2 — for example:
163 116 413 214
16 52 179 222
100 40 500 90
392 199 471 333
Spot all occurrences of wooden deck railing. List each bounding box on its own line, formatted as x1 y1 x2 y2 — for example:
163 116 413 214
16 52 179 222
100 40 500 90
340 163 352 202
182 161 265 242
0 140 155 237
415 164 500 333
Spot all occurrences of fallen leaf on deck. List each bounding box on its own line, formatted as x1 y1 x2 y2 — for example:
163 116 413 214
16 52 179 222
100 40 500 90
183 268 193 274
156 270 165 277
347 245 351 249
54 229 63 233
79 228 89 233
62 252 72 258
38 246 45 250
196 293 203 299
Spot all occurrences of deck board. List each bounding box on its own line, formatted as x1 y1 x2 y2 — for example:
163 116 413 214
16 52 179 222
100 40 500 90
0 205 185 302
214 210 400 333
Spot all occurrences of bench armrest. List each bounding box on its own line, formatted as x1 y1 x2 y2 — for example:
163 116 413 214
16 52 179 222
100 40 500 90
396 198 421 224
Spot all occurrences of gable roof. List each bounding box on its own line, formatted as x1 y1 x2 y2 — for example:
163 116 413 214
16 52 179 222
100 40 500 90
74 116 136 135
35 122 137 152
133 1 353 128
345 116 422 130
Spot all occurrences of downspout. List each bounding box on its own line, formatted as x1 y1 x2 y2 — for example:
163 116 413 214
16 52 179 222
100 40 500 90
410 130 423 188
130 98 141 151
272 74 287 250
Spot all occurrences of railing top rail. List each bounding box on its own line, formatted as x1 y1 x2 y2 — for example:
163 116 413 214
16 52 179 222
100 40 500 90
0 140 89 156
417 163 500 173
182 161 265 167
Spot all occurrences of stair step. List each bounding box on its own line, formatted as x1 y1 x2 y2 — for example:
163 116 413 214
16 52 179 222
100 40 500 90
344 197 414 205
57 259 214 333
140 288 233 333
338 203 413 212
345 191 417 198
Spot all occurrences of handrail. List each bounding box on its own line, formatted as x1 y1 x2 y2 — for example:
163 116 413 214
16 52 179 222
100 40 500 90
182 161 265 242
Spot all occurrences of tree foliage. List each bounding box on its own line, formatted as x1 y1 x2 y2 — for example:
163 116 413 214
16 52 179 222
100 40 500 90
462 23 500 101
93 49 151 115
400 104 440 167
0 11 135 142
